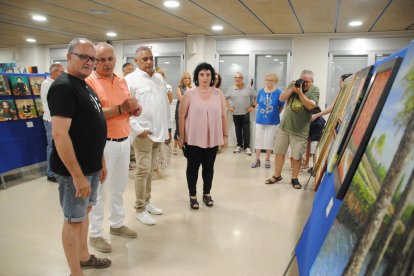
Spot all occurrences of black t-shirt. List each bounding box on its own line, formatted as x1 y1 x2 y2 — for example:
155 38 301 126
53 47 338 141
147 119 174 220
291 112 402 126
309 117 326 142
48 72 107 176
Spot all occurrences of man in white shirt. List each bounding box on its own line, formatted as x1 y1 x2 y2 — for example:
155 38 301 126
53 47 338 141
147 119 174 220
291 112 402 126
125 46 172 225
40 63 64 182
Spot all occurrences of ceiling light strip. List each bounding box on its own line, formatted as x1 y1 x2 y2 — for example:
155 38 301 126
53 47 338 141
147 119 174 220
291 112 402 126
334 0 341 33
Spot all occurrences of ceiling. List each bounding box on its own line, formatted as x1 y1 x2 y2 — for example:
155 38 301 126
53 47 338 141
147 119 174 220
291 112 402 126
0 0 413 48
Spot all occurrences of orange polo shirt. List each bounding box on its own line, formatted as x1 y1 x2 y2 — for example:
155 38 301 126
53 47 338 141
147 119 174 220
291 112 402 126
86 71 130 139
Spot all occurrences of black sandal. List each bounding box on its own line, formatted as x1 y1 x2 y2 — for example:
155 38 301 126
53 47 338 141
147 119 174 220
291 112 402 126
190 198 199 209
265 175 282 184
80 254 111 269
291 178 302 189
203 194 214 207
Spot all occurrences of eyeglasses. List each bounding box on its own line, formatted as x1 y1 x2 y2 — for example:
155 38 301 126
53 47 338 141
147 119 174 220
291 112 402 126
70 52 97 64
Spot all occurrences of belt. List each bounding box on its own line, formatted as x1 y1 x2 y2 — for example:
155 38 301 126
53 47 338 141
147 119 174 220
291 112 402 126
106 137 128 142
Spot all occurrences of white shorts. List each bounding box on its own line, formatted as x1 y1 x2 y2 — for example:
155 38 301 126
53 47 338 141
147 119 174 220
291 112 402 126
255 124 278 150
310 141 318 155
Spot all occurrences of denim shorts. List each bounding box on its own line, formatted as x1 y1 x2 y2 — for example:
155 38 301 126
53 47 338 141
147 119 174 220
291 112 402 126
56 171 100 223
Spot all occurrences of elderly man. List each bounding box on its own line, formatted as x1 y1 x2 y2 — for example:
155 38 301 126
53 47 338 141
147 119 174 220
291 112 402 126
86 42 141 253
40 62 64 182
125 46 172 225
48 38 110 276
265 70 320 189
122 62 134 77
225 72 257 155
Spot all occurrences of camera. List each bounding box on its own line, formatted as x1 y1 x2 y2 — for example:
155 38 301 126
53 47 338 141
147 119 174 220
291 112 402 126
295 79 305 88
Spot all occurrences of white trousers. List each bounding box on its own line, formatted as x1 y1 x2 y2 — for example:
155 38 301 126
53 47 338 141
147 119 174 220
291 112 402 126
89 138 130 237
255 124 278 150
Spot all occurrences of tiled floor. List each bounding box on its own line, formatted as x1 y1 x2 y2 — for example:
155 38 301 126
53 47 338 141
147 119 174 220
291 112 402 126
0 148 315 276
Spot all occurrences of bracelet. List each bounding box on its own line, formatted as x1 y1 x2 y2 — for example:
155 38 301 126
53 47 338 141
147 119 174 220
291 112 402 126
118 105 122 114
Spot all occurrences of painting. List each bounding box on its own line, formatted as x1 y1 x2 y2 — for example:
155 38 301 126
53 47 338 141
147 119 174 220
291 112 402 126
0 99 18 121
34 98 44 117
326 66 373 175
15 99 37 119
29 76 46 95
310 43 414 276
313 76 354 189
335 57 403 199
0 75 11 96
0 63 16 73
9 75 30 96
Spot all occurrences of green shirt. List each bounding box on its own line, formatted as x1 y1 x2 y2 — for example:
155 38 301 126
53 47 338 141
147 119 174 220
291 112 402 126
279 84 320 138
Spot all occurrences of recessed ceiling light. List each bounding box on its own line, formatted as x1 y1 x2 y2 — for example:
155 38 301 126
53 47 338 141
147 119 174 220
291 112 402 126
164 1 180 8
349 21 362 27
212 25 223 31
106 32 117 37
26 38 36 43
265 55 271 58
89 9 110 15
32 15 47 22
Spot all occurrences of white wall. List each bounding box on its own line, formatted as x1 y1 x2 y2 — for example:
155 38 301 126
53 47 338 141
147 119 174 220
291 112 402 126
291 36 330 110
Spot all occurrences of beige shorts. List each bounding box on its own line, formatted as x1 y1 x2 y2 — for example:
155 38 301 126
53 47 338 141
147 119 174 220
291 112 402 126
274 128 308 160
310 141 318 155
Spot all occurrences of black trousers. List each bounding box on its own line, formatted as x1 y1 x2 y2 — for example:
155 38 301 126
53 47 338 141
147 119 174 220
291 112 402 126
233 113 251 149
186 145 218 197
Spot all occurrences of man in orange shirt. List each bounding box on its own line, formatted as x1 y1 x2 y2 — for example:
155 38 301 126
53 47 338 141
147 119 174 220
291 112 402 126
86 42 141 253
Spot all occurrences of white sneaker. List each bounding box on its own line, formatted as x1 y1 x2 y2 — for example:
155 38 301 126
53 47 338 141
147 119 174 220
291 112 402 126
146 203 163 215
135 211 156 225
245 147 252 155
233 146 241 153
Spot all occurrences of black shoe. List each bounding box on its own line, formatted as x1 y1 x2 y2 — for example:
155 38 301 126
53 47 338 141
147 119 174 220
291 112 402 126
47 176 57 183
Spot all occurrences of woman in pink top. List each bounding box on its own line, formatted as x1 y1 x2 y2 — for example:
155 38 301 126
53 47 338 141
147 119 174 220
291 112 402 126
178 63 228 209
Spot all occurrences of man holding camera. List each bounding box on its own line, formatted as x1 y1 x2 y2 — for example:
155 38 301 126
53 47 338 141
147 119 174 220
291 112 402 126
265 70 319 189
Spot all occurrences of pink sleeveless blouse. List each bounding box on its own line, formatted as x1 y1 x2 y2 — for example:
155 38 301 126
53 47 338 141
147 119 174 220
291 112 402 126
185 87 224 148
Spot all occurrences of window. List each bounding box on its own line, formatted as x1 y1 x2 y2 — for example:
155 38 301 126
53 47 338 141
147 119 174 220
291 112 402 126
255 55 288 92
218 55 249 93
155 56 181 98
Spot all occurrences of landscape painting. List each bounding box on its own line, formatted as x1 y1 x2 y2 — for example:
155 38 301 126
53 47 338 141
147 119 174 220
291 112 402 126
310 44 414 276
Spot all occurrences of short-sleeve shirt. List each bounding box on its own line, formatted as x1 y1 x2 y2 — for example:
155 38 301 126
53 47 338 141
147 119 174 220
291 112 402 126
225 85 257 115
255 88 284 125
86 72 130 139
279 84 320 138
48 72 107 176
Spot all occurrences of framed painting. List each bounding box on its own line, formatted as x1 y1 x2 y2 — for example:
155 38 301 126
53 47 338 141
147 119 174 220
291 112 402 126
0 99 18 121
28 76 46 96
15 98 37 119
34 98 44 117
9 75 31 96
310 43 414 275
326 66 373 175
313 75 354 189
334 57 403 199
0 75 11 96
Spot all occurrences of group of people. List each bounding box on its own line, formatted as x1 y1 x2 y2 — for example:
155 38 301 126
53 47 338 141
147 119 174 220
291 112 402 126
40 36 335 275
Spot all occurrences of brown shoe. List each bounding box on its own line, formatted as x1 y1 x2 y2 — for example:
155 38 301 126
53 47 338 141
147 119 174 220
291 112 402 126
80 254 111 269
89 237 112 253
110 226 137 238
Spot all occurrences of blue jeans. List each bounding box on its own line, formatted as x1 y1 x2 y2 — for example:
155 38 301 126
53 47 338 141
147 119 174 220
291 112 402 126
56 171 100 223
43 120 53 177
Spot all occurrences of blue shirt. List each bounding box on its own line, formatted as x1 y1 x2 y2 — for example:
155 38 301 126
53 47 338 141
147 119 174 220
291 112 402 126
255 88 284 125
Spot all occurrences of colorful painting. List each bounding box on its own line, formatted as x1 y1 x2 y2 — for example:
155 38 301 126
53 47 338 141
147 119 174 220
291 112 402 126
0 100 18 121
15 99 37 119
35 98 44 117
335 57 403 199
0 63 16 73
310 44 414 275
0 75 11 96
313 76 354 189
9 75 30 96
29 76 46 95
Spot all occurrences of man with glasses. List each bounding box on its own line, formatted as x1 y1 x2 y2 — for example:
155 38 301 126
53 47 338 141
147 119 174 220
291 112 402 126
265 70 319 189
40 62 64 183
86 42 141 253
48 38 111 275
225 72 257 155
125 46 172 225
